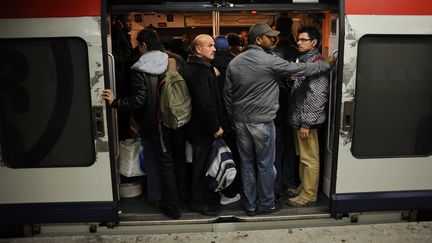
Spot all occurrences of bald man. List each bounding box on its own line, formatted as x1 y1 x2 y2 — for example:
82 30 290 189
184 34 223 216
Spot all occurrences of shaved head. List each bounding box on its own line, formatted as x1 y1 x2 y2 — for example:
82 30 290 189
191 34 212 53
191 34 216 60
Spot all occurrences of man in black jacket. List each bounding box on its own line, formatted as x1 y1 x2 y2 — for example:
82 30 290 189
212 35 241 206
111 14 133 141
273 16 300 199
184 34 223 216
103 28 188 219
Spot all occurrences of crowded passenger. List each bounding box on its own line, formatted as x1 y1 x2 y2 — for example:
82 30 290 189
108 14 332 219
224 23 331 216
212 35 242 206
183 34 224 216
103 28 189 219
273 16 300 200
226 33 243 56
287 26 329 207
170 36 189 61
111 14 133 141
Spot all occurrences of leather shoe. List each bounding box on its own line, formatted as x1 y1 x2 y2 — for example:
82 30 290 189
256 205 279 215
160 204 181 219
245 210 256 216
192 205 219 216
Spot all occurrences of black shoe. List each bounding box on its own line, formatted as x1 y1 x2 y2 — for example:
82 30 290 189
275 194 281 203
192 205 219 216
245 210 256 216
256 205 279 215
160 204 181 219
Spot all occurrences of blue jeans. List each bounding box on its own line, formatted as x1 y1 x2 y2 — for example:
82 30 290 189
234 121 276 211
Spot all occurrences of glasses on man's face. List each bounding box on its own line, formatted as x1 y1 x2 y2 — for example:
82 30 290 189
298 38 312 42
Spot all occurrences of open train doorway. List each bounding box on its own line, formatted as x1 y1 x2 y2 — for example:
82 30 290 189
105 1 340 223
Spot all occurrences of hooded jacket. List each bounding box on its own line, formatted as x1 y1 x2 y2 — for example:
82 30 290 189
111 50 168 138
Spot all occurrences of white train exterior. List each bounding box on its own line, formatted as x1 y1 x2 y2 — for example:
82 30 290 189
0 0 431 233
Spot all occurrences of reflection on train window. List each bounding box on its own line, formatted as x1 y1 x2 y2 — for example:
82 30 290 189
0 37 96 168
352 35 432 158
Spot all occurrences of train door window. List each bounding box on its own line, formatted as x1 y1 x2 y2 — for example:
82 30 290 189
0 37 96 168
352 35 432 158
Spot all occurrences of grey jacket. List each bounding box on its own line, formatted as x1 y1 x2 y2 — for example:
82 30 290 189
223 45 330 123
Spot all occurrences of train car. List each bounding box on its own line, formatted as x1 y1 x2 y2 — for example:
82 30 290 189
1 0 431 237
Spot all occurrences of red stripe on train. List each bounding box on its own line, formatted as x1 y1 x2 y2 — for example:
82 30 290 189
1 0 100 18
346 0 432 15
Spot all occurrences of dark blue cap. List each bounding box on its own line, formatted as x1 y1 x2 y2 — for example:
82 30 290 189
214 35 229 50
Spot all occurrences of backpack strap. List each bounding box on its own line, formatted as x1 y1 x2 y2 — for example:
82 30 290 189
167 57 177 72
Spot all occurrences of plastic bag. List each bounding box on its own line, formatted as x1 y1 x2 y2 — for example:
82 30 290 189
119 138 145 177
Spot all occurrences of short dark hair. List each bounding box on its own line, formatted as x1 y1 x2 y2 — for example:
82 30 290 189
136 28 164 51
275 16 293 38
226 33 241 47
298 26 322 47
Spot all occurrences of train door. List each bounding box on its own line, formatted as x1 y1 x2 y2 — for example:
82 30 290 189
0 0 117 224
107 1 340 222
332 0 432 214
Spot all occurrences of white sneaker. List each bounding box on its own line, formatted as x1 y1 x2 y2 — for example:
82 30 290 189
220 193 241 205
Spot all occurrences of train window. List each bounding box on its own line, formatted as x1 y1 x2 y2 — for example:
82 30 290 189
0 37 96 168
352 35 432 158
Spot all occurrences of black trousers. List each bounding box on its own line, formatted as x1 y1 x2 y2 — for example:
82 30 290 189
150 125 189 209
190 143 219 211
275 122 299 195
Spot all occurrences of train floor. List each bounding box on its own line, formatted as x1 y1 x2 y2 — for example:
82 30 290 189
118 191 330 222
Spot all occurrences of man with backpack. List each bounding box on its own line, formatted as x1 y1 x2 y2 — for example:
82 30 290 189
102 28 189 219
184 34 224 216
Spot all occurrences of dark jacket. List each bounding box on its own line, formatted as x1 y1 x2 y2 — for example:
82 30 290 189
184 55 222 145
273 38 298 63
111 21 132 95
111 50 186 139
212 49 235 133
111 51 166 139
273 37 299 125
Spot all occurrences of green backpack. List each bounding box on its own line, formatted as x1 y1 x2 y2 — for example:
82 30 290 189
157 57 192 130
